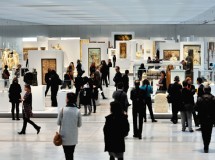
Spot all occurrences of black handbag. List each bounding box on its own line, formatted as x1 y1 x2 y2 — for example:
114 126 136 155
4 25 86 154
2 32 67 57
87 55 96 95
166 94 172 103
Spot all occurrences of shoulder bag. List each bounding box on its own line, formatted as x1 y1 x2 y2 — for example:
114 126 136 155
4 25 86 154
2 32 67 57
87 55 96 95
53 108 63 146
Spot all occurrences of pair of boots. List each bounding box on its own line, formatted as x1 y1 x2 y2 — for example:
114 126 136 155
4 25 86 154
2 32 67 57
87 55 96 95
12 113 20 120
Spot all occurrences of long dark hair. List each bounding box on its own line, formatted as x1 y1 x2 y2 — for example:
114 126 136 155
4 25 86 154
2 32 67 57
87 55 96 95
66 92 77 107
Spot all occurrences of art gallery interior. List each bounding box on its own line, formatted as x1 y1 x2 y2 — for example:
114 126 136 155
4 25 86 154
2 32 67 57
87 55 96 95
0 0 215 160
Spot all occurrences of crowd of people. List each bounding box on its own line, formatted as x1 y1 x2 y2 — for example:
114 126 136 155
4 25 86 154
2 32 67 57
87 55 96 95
5 58 215 159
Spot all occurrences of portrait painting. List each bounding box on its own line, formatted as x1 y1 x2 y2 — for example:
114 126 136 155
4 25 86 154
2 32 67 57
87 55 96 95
183 45 201 66
23 48 38 61
88 48 101 73
120 43 127 59
41 59 56 85
163 50 180 61
114 34 132 48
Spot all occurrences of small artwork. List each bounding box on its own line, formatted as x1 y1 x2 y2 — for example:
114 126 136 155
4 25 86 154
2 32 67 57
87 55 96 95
114 34 132 48
88 48 101 73
120 43 127 58
23 48 38 61
111 50 116 56
163 50 180 61
41 59 56 85
183 45 201 66
146 49 151 54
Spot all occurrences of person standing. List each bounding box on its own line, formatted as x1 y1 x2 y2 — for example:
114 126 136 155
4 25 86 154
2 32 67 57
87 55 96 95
130 80 146 139
137 63 146 81
168 76 182 124
113 55 116 67
89 73 99 113
61 70 73 89
107 59 112 84
2 65 10 87
18 85 41 135
76 59 83 75
100 60 109 87
181 81 194 132
45 68 52 96
113 66 122 90
104 101 130 160
122 70 129 93
195 86 215 153
90 62 96 75
14 64 22 78
140 79 157 123
112 83 129 113
156 71 167 92
74 72 83 98
50 70 61 107
9 78 22 120
57 92 82 160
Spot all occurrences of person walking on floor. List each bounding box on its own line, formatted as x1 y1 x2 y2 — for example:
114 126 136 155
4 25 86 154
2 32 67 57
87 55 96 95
18 84 41 135
180 81 194 132
112 83 130 114
140 79 157 123
50 70 61 107
57 92 82 160
9 78 22 120
104 101 130 160
130 80 146 139
113 66 122 90
122 70 129 93
89 73 99 113
2 65 10 87
168 76 182 124
100 60 109 87
107 59 112 84
195 85 215 153
45 68 52 96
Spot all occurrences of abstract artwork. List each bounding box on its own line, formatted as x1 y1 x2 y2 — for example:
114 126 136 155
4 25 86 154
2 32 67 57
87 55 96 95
23 48 38 61
41 59 56 85
163 50 180 61
88 48 101 73
120 43 127 58
183 45 201 66
114 34 132 48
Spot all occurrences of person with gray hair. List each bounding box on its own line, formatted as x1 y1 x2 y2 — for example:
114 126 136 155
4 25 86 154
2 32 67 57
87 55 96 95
195 85 215 153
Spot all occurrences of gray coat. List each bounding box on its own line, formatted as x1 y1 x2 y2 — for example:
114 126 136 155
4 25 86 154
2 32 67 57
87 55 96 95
57 106 82 146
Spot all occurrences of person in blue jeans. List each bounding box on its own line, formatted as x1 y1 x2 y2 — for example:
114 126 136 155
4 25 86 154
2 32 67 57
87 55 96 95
140 79 157 122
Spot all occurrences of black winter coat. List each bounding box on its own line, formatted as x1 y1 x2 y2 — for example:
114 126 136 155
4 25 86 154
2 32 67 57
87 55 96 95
104 114 129 153
9 83 22 103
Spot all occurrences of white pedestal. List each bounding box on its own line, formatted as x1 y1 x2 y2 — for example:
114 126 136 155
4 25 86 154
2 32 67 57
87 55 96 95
31 85 45 111
57 89 73 112
154 93 169 113
0 91 10 112
171 70 185 83
109 68 115 86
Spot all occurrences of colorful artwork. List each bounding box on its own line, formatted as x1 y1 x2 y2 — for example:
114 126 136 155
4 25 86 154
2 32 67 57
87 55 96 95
23 48 38 61
114 34 132 48
41 59 56 85
120 43 127 58
183 45 201 66
163 50 180 61
88 48 101 73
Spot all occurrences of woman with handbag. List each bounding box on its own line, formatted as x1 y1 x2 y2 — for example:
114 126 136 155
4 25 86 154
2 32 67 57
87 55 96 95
9 78 22 120
181 81 194 132
18 84 41 134
57 92 82 160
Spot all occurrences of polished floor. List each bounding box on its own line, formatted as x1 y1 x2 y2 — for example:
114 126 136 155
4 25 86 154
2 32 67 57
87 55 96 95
0 85 215 160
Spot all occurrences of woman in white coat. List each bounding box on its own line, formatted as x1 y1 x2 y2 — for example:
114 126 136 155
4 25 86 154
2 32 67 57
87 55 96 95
57 92 82 160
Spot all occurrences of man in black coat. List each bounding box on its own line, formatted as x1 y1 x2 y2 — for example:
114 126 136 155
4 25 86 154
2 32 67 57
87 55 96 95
45 68 52 96
195 86 215 153
107 59 112 84
112 55 116 67
122 70 129 93
113 66 122 90
50 70 61 107
130 80 146 139
74 72 83 97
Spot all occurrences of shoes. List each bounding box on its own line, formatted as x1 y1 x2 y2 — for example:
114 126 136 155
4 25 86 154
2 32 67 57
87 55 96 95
152 119 157 123
139 136 142 139
133 135 139 138
18 131 25 135
37 126 41 134
93 111 96 113
196 128 201 131
103 97 107 99
182 129 186 132
204 146 209 153
12 118 15 120
144 119 147 122
189 130 194 133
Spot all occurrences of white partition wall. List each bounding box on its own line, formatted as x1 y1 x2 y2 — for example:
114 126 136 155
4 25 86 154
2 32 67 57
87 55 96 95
82 43 108 76
28 50 64 85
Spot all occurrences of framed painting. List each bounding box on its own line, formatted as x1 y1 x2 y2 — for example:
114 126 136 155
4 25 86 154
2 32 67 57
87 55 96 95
41 59 56 85
183 45 201 66
114 34 132 48
23 48 38 61
120 43 127 58
111 50 116 56
163 50 180 61
88 48 101 73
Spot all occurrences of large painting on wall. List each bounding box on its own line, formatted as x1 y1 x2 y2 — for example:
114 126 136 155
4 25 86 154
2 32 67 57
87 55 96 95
183 45 201 66
23 48 38 61
88 48 101 73
120 43 127 59
163 50 180 61
114 35 132 48
41 59 56 85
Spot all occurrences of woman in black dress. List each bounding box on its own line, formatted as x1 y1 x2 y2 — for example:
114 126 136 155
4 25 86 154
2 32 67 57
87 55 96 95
9 78 22 120
18 85 41 134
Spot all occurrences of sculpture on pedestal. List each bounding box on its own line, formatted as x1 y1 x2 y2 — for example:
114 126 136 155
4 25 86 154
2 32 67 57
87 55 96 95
185 50 194 80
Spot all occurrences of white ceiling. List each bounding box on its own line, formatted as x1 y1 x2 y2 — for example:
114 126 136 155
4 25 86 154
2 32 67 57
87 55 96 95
0 0 215 25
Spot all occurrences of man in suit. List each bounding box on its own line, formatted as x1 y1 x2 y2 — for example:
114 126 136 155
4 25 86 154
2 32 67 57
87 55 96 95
195 86 215 153
113 66 122 90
